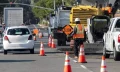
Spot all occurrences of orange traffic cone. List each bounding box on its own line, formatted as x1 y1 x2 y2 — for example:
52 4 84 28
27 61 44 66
33 36 36 41
51 38 56 48
48 35 52 47
100 56 107 72
39 32 43 38
64 51 72 72
78 44 87 63
39 42 45 56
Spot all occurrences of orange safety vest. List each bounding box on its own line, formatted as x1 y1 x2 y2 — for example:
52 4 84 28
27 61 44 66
102 7 112 13
33 29 39 35
73 24 84 39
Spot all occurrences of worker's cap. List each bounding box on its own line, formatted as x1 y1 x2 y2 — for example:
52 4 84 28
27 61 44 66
75 18 80 22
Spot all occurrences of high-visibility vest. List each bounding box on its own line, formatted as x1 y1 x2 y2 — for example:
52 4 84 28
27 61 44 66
73 24 84 39
102 7 112 13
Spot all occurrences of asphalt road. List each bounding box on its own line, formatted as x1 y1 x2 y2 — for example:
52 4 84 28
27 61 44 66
0 24 119 72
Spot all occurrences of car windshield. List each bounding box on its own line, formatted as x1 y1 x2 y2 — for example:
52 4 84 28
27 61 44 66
7 28 30 35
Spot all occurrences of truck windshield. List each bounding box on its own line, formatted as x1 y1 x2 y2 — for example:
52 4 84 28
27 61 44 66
93 19 108 30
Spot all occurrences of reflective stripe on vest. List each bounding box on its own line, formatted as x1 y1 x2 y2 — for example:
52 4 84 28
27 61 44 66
73 24 84 38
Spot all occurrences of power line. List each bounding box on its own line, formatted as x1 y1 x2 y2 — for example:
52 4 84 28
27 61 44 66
0 3 54 11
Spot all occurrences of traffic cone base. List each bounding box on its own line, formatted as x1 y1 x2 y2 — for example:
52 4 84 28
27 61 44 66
40 50 45 56
78 55 87 63
64 65 72 72
51 44 56 48
48 43 52 47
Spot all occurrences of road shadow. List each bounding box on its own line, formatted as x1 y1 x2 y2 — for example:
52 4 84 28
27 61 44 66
45 51 63 54
0 60 36 63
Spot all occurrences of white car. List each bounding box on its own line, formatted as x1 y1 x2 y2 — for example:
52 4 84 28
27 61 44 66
3 26 35 55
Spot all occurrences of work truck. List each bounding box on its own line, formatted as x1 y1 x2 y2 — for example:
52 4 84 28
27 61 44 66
103 17 120 61
48 6 71 46
4 7 23 27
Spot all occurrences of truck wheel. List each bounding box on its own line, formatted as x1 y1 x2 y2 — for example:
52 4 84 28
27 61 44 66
4 50 7 55
103 46 110 58
62 41 66 46
113 46 120 61
57 40 62 46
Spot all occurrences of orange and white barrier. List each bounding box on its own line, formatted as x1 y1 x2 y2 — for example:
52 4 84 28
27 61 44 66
64 51 72 72
48 35 52 47
39 32 43 38
51 38 56 48
33 36 36 41
39 42 45 56
100 56 107 72
78 44 87 63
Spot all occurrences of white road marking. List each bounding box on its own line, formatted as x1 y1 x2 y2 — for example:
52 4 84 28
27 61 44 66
81 65 87 69
59 49 94 72
73 60 78 63
81 65 94 72
69 56 94 72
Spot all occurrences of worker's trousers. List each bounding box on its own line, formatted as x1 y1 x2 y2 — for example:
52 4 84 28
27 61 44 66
74 38 84 57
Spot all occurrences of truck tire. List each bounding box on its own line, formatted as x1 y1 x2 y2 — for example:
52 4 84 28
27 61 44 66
103 46 110 58
4 50 7 55
62 41 66 46
113 46 120 61
57 40 62 46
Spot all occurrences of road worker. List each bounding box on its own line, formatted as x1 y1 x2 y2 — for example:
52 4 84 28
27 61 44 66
70 18 86 58
102 3 112 17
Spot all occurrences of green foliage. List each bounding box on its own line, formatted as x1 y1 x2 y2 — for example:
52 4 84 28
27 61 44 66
32 0 75 20
32 0 62 19
0 0 9 13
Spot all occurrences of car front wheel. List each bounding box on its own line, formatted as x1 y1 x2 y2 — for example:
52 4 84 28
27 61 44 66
103 46 110 58
30 48 34 54
103 41 110 58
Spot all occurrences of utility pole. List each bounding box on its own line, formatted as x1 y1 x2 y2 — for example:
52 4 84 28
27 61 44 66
54 0 55 14
62 0 64 6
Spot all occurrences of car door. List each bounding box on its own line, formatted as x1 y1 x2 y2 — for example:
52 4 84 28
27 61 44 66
108 19 116 50
109 19 120 51
106 19 114 50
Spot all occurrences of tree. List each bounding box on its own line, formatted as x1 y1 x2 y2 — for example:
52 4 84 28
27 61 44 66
32 0 75 22
0 0 9 13
32 0 62 20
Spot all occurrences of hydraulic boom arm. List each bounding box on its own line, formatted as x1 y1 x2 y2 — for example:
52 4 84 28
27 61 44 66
112 0 120 16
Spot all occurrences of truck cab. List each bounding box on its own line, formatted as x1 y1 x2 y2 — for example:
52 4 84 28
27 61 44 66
48 6 71 46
